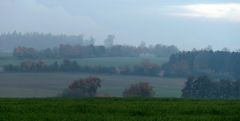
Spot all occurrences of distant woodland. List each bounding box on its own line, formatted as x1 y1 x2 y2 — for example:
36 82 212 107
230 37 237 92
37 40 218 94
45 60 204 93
13 44 179 59
0 31 94 51
162 50 240 79
182 76 240 99
0 32 179 58
2 32 240 80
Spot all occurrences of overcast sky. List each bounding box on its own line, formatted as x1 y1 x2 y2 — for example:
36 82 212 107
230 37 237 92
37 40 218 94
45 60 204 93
1 0 240 50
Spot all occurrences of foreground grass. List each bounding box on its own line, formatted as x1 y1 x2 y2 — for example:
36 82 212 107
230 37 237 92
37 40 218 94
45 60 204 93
0 98 239 121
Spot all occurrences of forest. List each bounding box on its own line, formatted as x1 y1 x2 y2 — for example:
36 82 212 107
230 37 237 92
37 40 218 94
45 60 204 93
0 31 94 51
162 50 240 79
182 76 240 99
0 32 179 58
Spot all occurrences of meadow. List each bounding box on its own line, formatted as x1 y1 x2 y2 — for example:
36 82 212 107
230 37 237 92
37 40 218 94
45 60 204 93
0 56 179 98
0 73 185 98
0 98 239 121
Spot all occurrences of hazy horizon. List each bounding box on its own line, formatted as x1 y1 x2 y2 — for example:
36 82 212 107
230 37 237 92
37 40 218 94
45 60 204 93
1 0 240 50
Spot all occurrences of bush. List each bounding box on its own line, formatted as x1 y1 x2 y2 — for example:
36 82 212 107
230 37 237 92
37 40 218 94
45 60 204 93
123 82 155 97
61 77 101 97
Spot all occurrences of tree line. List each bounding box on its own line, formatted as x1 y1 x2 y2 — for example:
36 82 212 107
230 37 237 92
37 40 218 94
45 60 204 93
182 76 240 99
3 59 161 76
13 44 179 59
0 31 95 52
162 50 240 79
0 31 179 58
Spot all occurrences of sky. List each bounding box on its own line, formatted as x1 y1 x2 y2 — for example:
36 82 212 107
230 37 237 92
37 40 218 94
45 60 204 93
0 0 240 50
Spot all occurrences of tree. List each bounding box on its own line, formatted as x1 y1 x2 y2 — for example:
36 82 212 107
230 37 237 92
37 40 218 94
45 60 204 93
233 80 240 98
181 76 195 98
204 45 213 51
181 76 217 99
61 77 101 97
20 60 34 71
162 50 240 78
104 34 115 48
181 76 240 99
60 59 79 71
222 47 230 52
123 82 154 97
219 79 234 99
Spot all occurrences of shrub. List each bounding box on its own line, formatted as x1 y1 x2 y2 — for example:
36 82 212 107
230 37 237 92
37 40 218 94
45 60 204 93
123 82 155 97
61 77 101 97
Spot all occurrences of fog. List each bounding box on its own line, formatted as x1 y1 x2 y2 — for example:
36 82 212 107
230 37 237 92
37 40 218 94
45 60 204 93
0 0 240 50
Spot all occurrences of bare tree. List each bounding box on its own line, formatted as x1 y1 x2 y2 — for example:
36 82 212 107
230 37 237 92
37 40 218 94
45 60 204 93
104 34 115 48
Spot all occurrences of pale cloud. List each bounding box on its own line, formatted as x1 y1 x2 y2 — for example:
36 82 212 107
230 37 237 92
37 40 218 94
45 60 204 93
172 3 240 22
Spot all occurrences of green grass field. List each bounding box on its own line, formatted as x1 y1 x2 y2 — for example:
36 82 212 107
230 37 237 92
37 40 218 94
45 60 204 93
0 73 185 98
0 98 239 121
0 57 168 67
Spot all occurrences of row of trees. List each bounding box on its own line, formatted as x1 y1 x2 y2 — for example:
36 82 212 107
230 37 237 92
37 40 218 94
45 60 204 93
3 59 161 76
13 44 179 59
61 77 155 98
0 31 95 52
182 76 240 99
162 50 240 79
1 32 178 58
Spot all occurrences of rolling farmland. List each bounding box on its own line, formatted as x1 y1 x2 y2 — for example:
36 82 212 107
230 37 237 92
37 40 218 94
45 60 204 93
0 73 185 98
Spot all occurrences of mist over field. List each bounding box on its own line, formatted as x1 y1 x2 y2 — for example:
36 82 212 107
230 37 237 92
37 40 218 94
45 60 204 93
0 0 240 98
0 1 240 120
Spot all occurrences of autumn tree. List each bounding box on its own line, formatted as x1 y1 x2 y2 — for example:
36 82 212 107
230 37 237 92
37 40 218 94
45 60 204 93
61 77 101 97
123 82 155 97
